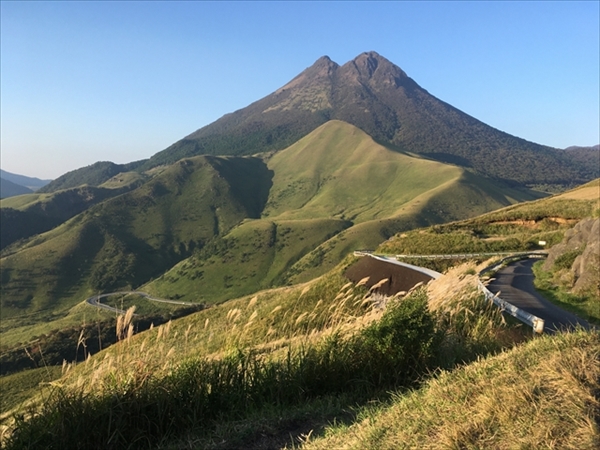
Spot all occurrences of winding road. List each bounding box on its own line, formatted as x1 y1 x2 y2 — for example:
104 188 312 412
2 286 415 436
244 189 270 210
486 258 591 333
86 291 197 315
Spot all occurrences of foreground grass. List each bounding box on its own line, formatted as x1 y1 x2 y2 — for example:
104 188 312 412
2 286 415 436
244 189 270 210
2 260 522 449
301 329 600 450
2 292 440 449
0 367 62 417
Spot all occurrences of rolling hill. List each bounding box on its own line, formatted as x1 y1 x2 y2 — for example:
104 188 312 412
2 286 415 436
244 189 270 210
0 178 144 251
37 160 146 194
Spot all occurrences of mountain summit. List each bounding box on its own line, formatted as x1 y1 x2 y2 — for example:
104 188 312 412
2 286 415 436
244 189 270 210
145 52 596 188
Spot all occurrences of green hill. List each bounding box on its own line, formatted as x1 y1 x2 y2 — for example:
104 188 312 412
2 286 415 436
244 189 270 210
0 181 144 251
144 121 539 303
0 156 270 345
37 160 146 194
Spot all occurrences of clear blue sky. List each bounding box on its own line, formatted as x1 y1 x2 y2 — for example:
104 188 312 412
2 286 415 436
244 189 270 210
1 1 598 179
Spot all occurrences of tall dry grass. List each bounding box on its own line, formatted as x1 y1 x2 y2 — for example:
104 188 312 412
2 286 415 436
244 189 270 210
3 286 442 450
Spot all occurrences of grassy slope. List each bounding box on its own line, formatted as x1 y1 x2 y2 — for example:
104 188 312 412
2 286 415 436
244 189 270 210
302 330 599 450
0 156 267 346
145 218 350 303
0 367 62 417
262 120 463 222
379 178 599 257
0 182 143 251
0 258 542 448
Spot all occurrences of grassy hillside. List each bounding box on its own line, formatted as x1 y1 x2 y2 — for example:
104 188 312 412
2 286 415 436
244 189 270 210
2 258 529 448
302 329 599 450
145 218 350 303
379 178 599 260
1 181 143 251
37 160 146 194
0 156 270 345
262 120 462 221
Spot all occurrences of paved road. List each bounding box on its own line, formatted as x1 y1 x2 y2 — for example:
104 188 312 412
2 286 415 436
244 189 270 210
486 258 591 333
86 291 196 315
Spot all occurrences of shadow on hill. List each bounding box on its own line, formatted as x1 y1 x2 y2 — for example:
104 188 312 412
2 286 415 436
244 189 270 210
211 156 274 218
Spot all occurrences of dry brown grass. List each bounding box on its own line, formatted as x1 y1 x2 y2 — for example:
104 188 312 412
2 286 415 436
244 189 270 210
555 183 599 201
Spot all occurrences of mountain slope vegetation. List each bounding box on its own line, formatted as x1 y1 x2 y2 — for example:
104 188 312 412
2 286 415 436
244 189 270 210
0 181 144 251
38 160 146 194
0 156 271 344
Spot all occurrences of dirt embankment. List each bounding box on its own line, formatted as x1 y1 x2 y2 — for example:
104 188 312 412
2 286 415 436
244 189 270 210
344 257 433 296
544 217 599 295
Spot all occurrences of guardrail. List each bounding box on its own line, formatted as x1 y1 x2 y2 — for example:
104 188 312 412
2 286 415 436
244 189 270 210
355 250 548 260
477 280 545 333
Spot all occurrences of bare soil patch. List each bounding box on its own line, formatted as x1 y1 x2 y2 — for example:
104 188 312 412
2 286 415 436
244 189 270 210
344 256 433 295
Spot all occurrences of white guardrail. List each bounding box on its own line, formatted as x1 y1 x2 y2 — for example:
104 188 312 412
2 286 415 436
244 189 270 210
477 280 545 333
354 250 547 333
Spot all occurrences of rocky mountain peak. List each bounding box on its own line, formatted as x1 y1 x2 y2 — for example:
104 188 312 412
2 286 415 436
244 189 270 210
275 55 338 95
339 51 409 88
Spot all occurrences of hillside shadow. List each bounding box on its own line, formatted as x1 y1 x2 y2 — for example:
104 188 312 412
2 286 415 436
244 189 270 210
212 156 274 218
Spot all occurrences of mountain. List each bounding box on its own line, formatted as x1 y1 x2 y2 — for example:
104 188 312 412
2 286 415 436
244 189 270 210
143 52 597 190
0 178 33 198
0 169 51 191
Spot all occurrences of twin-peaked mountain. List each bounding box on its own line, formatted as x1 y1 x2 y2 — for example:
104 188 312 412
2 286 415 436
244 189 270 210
145 51 597 188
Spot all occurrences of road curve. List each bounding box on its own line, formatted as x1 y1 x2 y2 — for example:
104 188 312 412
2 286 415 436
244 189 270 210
486 258 591 333
85 291 196 315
